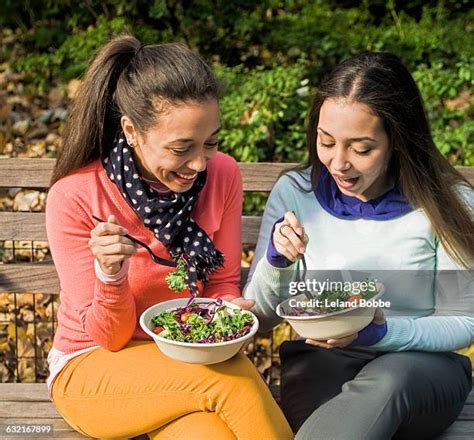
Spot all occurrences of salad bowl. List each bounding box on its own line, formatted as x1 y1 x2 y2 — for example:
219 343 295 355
276 283 385 340
140 298 259 365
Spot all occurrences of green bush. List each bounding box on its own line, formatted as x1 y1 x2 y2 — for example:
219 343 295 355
414 60 474 166
12 16 130 91
217 61 310 163
2 1 472 171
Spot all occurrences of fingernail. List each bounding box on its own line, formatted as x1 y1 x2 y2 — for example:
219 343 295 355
122 229 129 235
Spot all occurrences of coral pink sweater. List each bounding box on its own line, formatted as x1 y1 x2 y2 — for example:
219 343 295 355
46 152 242 354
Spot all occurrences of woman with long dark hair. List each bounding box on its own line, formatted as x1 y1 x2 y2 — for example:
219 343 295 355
245 52 473 439
45 34 293 439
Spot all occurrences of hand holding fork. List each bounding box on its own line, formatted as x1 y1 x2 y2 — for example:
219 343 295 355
90 214 176 276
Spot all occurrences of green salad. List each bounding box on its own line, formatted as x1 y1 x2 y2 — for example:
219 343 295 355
151 299 254 343
155 258 254 343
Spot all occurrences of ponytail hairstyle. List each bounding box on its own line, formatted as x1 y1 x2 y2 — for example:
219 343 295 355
301 52 473 268
50 35 220 186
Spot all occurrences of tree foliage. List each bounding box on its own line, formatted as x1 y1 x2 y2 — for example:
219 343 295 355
1 0 472 167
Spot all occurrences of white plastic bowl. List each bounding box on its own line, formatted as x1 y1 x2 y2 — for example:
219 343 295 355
140 298 259 365
276 284 385 340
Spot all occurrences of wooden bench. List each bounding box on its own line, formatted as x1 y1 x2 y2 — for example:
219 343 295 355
1 158 473 439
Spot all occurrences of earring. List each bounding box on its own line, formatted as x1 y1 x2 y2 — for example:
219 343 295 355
126 138 135 148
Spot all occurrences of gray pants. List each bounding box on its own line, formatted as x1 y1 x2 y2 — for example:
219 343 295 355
279 341 472 440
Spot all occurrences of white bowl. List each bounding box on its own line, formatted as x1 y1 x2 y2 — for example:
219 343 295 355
140 298 259 365
276 284 385 340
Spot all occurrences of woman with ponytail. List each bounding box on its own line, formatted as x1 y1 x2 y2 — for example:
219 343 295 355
46 35 293 439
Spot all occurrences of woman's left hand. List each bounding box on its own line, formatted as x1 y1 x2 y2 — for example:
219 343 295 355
305 308 386 349
231 297 256 354
231 297 255 310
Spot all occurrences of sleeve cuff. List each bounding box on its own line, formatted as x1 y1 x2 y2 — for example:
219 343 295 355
349 321 388 347
266 216 293 268
369 317 414 351
95 258 130 285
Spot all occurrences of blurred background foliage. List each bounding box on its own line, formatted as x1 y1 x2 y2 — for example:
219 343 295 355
0 1 473 206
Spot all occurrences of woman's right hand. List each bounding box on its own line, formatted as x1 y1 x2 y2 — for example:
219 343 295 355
272 211 308 262
88 214 137 275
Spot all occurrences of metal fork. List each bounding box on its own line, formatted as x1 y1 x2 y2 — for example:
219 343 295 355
293 227 314 300
280 223 313 300
92 215 177 267
296 253 314 300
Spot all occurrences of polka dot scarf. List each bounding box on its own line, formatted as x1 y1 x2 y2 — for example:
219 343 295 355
102 132 225 295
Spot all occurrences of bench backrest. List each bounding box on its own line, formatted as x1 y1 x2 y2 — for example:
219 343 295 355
0 158 473 295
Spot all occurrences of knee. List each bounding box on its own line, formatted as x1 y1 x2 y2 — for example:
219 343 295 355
214 353 259 378
209 354 268 393
295 423 315 440
347 362 414 399
374 370 410 398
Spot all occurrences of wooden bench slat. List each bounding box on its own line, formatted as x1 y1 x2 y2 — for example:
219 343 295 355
239 162 294 191
242 215 262 246
458 403 474 420
466 392 474 405
0 159 296 190
0 158 56 188
458 167 474 184
0 264 250 294
436 421 474 437
0 383 49 402
0 401 61 418
0 212 46 241
48 434 86 439
0 263 60 293
1 158 472 189
0 213 262 245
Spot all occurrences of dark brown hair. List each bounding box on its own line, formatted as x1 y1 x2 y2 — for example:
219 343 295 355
295 52 473 268
50 34 220 186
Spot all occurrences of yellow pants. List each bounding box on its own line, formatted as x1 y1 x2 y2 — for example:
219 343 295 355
457 344 474 365
51 341 293 440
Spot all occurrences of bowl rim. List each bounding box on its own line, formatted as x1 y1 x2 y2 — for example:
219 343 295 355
276 283 385 321
139 298 259 347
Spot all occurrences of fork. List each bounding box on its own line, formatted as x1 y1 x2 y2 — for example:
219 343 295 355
293 229 313 300
296 253 314 300
280 223 313 300
92 215 177 267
